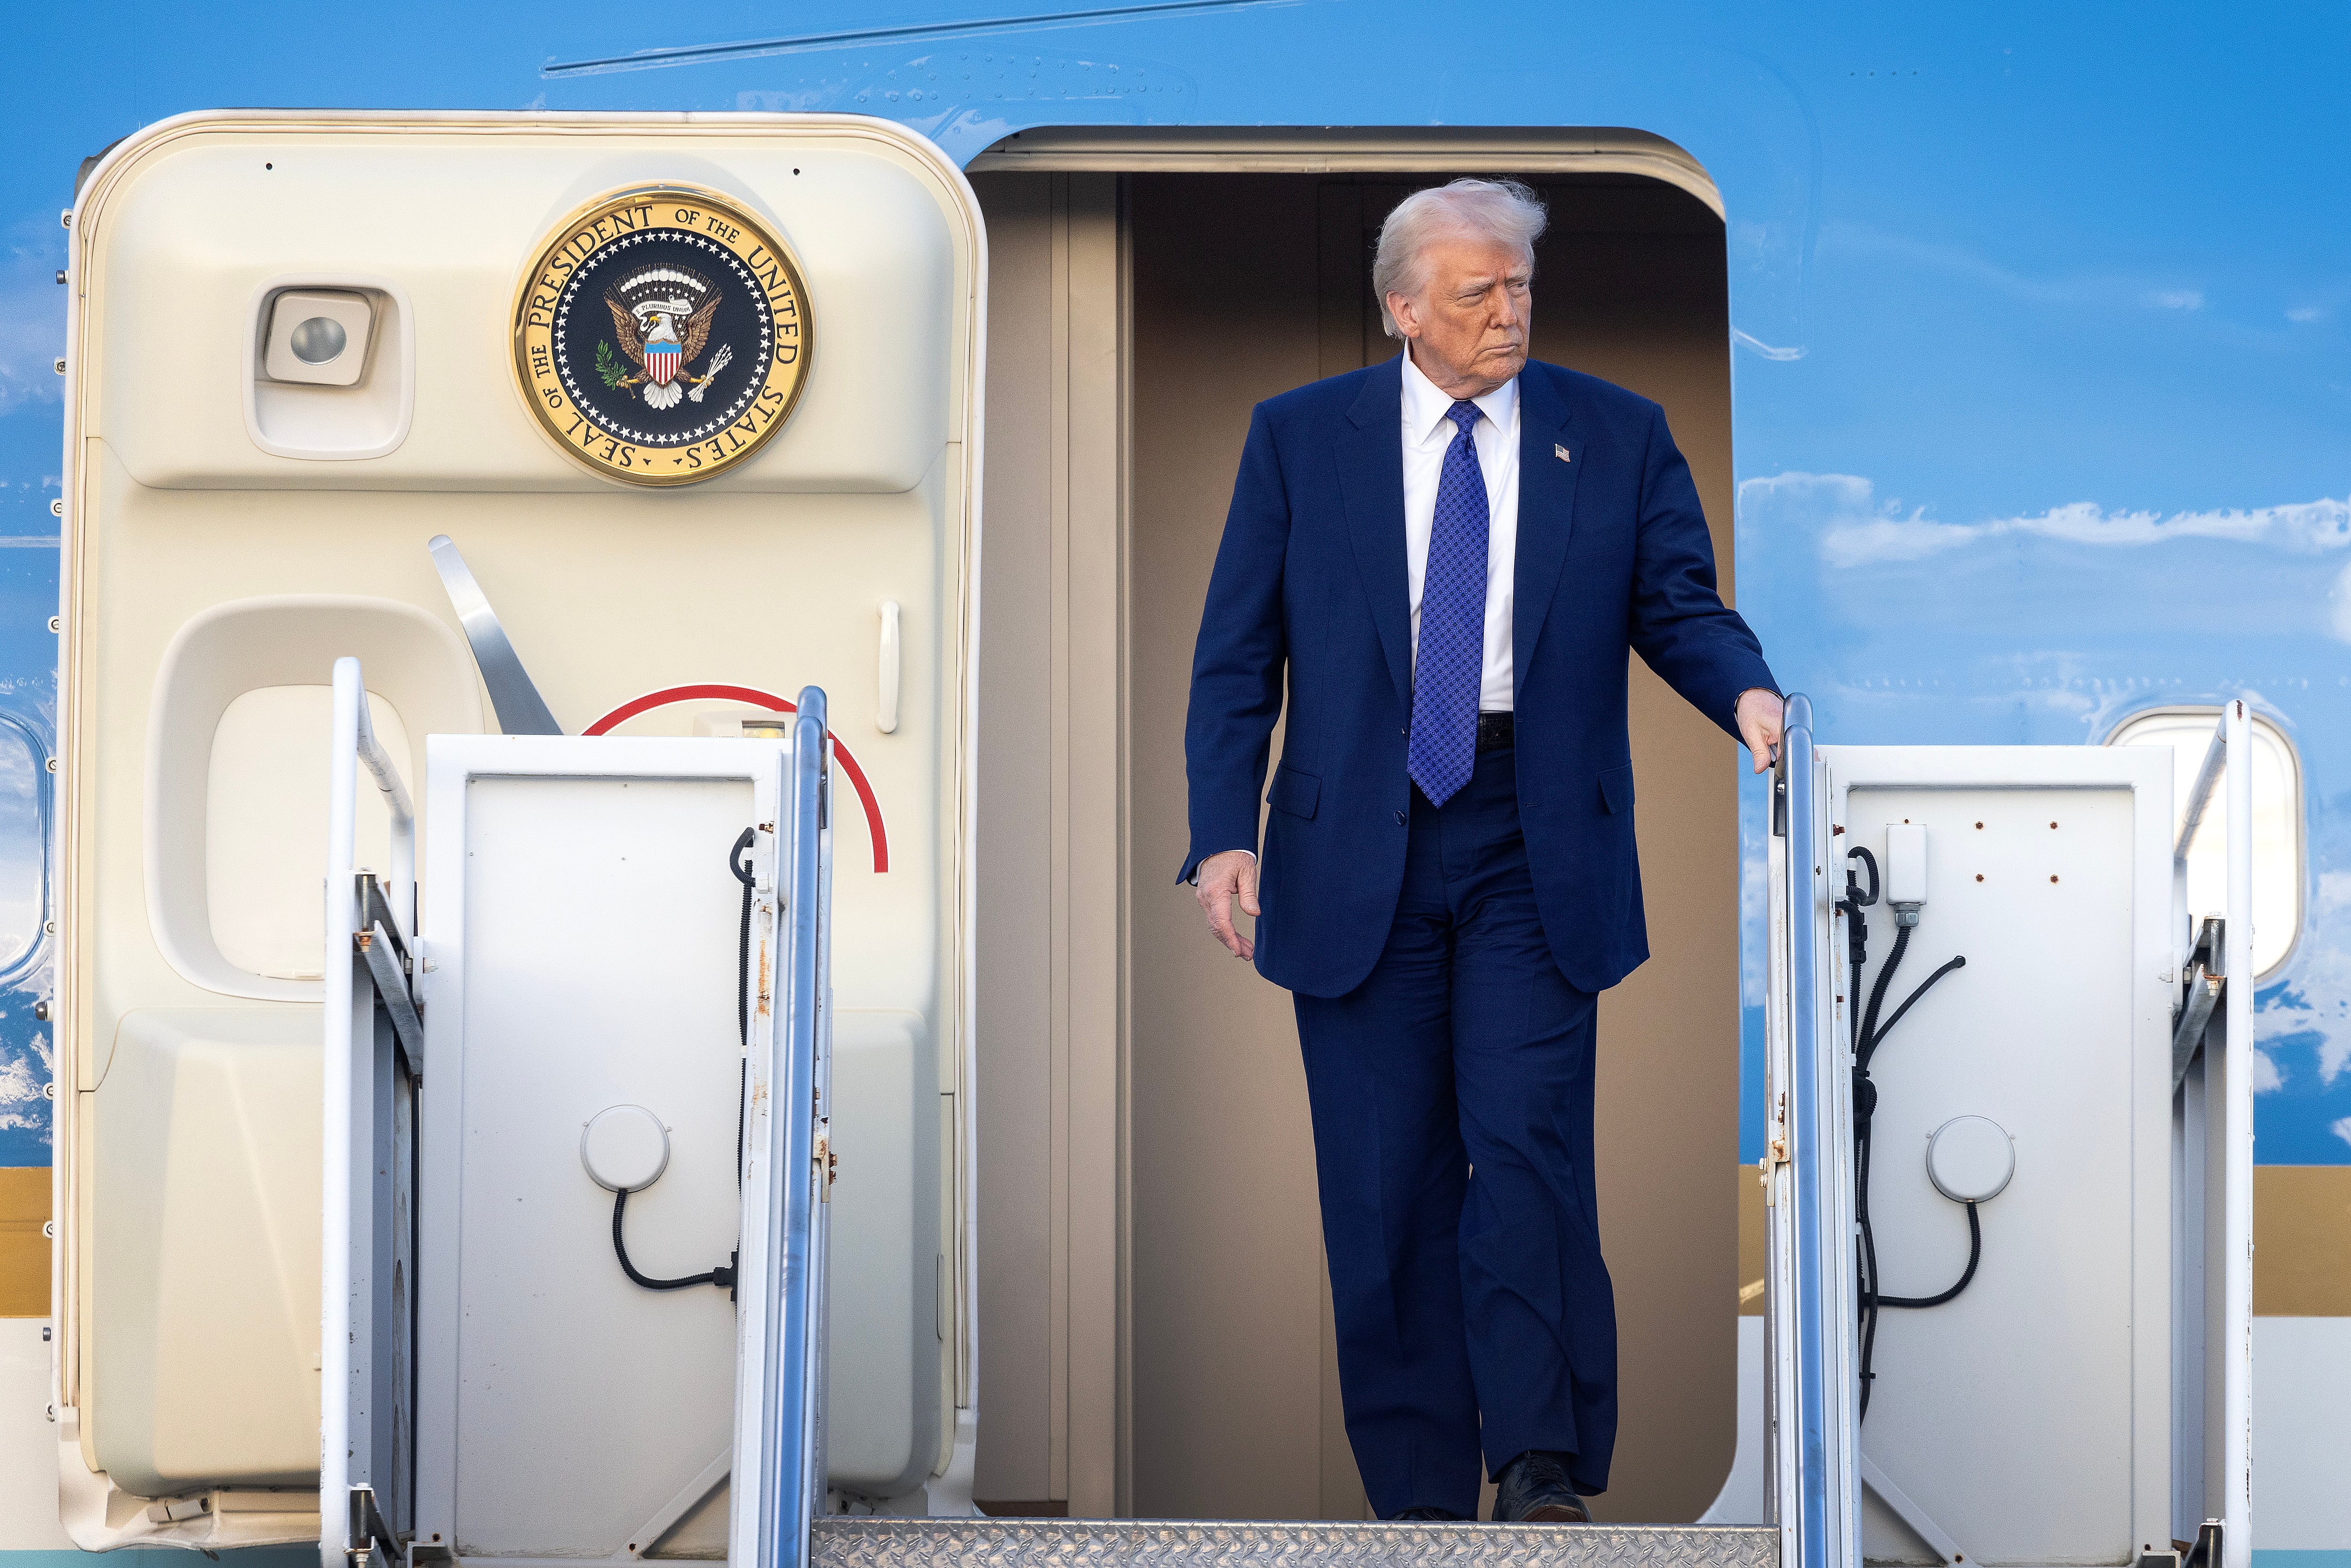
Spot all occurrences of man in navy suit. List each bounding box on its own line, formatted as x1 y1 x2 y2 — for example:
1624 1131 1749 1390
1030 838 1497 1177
1181 179 1782 1523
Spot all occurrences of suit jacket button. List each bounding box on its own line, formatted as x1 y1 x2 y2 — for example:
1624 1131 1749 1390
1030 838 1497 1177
1395 810 1407 827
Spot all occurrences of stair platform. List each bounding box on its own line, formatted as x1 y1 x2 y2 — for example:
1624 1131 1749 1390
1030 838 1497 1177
813 1519 1778 1567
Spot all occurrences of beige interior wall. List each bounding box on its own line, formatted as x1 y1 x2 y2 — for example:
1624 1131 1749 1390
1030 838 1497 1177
970 173 1124 1516
971 171 1056 1508
1126 177 1342 1522
973 164 1740 1525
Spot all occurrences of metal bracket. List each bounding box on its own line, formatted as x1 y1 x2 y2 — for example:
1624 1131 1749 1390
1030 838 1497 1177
1861 1454 1975 1568
352 873 423 1072
352 874 424 1072
357 873 412 963
2172 916 2224 1091
625 1449 730 1558
357 923 425 1072
347 1485 398 1568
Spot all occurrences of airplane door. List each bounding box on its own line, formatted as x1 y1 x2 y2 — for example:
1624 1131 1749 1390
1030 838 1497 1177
58 112 978 1557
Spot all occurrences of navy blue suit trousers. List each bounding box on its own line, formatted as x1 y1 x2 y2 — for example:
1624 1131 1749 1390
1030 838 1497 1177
1295 746 1613 1516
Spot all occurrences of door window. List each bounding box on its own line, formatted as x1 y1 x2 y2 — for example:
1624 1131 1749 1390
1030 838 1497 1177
2108 707 2303 977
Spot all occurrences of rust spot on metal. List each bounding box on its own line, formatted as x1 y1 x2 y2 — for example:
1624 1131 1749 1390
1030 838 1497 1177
757 937 773 1015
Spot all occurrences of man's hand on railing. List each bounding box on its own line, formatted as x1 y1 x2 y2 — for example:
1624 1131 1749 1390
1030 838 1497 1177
1193 849 1260 960
1738 687 1786 776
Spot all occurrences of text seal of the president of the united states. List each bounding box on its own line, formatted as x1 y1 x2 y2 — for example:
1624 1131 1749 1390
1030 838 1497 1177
514 185 812 485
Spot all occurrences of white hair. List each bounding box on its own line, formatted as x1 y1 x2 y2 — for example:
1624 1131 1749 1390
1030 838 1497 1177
1372 178 1548 339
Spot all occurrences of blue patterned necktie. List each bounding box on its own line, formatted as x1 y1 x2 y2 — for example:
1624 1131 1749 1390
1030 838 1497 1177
1406 399 1489 808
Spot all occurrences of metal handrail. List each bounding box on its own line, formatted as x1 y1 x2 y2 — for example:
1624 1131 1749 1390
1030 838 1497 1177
2161 699 2256 1568
758 686 834 1568
1776 693 1853 1568
320 655 417 1568
2176 719 2229 867
1763 693 1863 1568
2211 701 2255 1568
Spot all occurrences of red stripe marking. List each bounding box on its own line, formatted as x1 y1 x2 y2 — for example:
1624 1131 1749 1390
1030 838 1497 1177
581 683 890 873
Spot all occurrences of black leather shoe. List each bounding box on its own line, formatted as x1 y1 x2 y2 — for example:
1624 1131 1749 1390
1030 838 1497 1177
1389 1506 1465 1521
1492 1451 1591 1523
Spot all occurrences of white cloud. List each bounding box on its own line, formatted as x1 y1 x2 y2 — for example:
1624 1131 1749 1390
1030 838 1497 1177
2262 933 2351 1088
2316 870 2351 913
2335 1117 2351 1153
2332 560 2351 645
2288 306 2326 323
0 1028 51 1136
1738 472 2351 570
1740 806 1767 1008
1821 223 2208 318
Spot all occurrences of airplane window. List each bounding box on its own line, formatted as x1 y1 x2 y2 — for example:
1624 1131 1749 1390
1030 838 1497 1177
2108 707 2303 978
0 720 44 976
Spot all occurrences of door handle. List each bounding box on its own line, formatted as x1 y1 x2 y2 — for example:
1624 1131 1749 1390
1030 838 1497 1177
877 599 901 735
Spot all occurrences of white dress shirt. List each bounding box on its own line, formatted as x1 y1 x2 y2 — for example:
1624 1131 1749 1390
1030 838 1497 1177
1401 350 1519 713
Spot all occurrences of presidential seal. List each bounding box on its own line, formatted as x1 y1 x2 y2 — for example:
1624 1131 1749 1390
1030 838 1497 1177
513 185 812 485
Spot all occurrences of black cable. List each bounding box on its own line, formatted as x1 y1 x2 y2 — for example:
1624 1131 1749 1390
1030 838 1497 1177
612 1187 734 1292
1838 854 1886 1417
1857 924 1909 1064
1876 1202 1981 1309
1850 922 1979 1420
603 827 760 1297
731 828 757 1192
1857 1129 1882 1418
1864 956 1967 1068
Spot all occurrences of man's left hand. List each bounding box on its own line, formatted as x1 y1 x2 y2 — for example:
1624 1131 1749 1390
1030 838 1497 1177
1736 688 1785 775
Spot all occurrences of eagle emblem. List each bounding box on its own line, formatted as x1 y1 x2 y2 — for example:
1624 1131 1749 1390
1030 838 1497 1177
597 263 735 411
515 183 813 485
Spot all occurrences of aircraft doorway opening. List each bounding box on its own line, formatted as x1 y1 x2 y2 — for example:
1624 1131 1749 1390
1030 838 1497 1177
971 134 1742 1526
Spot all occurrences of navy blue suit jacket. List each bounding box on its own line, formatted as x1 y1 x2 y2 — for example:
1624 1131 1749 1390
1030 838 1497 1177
1179 355 1777 998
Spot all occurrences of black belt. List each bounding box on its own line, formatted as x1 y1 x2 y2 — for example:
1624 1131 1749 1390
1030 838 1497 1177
1477 711 1515 752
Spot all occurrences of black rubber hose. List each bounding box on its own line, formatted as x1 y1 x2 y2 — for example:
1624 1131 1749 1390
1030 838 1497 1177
1857 923 1910 1064
731 828 757 1192
1857 1132 1882 1420
1851 929 1975 1420
604 826 761 1296
1865 955 1968 1065
612 1188 731 1291
1876 1202 1982 1309
1852 918 1908 1421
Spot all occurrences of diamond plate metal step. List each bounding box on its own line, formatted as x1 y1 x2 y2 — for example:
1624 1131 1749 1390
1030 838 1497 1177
812 1518 1779 1568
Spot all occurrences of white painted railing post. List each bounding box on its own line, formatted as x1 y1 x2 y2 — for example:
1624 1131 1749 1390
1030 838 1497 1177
320 658 361 1568
320 656 418 1568
2222 697 2254 1568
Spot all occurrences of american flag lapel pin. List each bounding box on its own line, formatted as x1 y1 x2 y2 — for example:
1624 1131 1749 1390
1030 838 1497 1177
1554 443 1571 463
